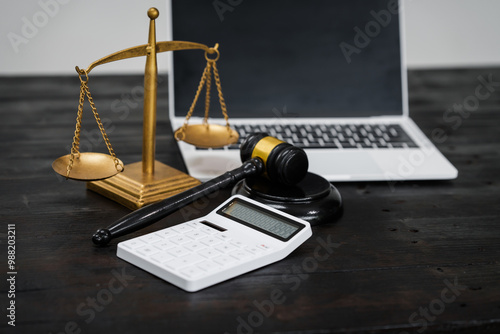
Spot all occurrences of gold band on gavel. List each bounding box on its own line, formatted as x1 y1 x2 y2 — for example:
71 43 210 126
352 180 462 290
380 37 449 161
251 136 284 168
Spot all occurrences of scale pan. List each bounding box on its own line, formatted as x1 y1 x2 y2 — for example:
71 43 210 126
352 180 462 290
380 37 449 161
178 124 239 148
52 152 123 181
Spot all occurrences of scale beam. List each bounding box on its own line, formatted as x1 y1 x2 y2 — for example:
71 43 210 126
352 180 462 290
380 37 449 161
77 41 213 75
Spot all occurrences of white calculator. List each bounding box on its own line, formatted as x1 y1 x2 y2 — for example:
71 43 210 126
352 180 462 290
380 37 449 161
117 195 312 292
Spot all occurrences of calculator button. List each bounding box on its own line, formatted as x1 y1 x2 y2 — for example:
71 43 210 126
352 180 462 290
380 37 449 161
213 255 237 266
183 241 207 252
215 234 231 242
197 261 220 273
180 253 204 264
150 252 175 264
121 239 147 249
231 240 247 248
171 224 194 233
185 230 208 240
246 246 264 255
180 266 205 279
139 234 162 244
164 254 204 271
169 235 192 245
152 240 176 251
164 258 191 270
229 249 253 261
168 247 191 257
200 236 222 247
186 221 202 228
198 248 222 259
155 229 179 239
136 245 159 256
216 243 238 253
199 226 218 234
257 243 272 251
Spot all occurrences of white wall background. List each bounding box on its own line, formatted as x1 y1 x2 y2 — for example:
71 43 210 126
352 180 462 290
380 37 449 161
0 0 169 76
1 0 500 76
403 0 500 68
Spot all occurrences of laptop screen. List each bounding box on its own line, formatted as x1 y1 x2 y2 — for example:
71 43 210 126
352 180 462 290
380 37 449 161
171 0 403 119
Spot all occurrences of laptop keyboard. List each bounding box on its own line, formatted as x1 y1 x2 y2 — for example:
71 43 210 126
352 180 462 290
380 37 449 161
197 123 418 150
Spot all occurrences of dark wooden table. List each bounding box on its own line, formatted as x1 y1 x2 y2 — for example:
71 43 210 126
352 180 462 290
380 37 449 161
1 68 499 334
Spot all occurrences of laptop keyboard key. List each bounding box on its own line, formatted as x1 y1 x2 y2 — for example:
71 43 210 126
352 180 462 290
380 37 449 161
223 123 419 150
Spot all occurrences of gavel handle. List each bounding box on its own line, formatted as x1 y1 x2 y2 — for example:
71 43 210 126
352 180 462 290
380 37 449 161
92 158 264 246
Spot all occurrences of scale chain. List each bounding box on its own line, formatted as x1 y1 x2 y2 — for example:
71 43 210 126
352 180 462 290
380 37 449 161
66 81 86 177
203 61 212 125
174 61 212 140
212 61 231 130
65 70 123 178
83 83 124 172
174 48 233 141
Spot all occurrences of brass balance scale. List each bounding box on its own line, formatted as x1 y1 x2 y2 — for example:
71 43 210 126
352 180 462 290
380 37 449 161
52 7 238 209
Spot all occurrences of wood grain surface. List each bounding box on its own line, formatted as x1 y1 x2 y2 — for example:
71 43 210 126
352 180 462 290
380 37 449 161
0 69 499 333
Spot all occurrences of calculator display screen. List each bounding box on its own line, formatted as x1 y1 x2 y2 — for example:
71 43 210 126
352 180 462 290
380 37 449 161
217 198 304 241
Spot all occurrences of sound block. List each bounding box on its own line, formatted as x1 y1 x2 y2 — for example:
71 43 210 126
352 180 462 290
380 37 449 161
231 172 342 226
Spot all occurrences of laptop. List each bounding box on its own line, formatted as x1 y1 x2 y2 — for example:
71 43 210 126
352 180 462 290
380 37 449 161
166 0 458 182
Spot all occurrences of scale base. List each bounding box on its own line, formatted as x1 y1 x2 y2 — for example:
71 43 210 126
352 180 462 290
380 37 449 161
87 160 201 210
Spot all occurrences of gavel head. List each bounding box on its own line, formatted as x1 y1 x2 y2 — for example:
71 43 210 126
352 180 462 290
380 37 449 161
240 133 309 186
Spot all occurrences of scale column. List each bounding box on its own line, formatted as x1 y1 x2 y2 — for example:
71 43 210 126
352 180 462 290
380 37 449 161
143 7 159 175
